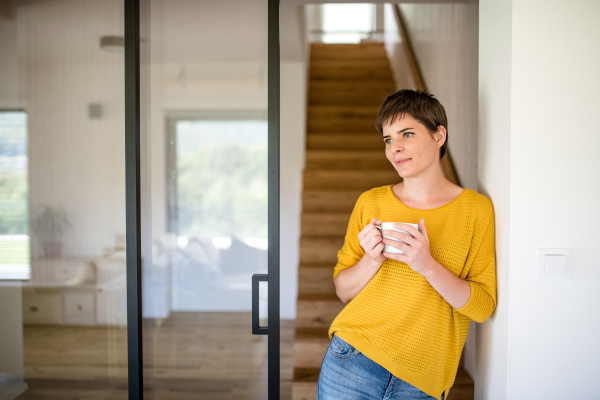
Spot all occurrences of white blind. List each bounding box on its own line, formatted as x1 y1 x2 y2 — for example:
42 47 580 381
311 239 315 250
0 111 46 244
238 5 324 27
0 111 30 279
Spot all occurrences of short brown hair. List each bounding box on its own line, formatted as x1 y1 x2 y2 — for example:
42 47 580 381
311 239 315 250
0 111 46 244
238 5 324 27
375 89 448 159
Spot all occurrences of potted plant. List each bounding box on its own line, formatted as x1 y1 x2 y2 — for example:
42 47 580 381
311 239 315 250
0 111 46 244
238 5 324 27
31 206 70 258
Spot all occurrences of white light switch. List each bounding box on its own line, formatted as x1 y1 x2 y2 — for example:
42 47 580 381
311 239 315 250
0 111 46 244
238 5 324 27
538 249 571 280
544 255 566 275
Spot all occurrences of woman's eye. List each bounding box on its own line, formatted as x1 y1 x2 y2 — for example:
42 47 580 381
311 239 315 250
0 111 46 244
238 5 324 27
403 132 414 138
384 138 392 144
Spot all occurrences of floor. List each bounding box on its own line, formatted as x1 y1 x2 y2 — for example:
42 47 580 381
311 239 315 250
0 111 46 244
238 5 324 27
17 312 295 399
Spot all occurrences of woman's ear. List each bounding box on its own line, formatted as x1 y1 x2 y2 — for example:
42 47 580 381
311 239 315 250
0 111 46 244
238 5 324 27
435 125 447 148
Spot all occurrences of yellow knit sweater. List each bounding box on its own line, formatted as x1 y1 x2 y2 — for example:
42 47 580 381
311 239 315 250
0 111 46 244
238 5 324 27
329 185 496 400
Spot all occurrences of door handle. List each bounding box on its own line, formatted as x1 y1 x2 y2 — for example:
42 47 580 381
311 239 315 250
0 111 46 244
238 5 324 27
252 274 268 335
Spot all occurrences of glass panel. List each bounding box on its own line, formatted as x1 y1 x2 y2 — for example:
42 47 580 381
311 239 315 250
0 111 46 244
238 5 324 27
140 0 275 398
0 1 126 398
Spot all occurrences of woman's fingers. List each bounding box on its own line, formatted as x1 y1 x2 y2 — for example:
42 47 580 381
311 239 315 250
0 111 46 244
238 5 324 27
360 230 385 259
364 234 382 253
382 237 408 252
391 223 421 239
358 219 381 241
384 229 415 244
383 251 404 261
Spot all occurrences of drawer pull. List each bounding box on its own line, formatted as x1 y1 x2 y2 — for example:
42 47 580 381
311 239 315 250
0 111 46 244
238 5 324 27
29 306 38 312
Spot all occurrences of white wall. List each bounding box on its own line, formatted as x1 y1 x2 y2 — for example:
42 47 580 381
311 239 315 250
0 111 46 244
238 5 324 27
508 0 600 397
383 5 414 94
279 62 306 319
478 0 600 398
17 0 126 258
475 0 511 398
383 2 480 191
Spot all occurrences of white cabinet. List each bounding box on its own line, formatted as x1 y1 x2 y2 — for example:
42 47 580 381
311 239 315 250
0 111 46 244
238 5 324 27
22 293 64 324
23 257 96 326
22 287 96 326
63 291 95 325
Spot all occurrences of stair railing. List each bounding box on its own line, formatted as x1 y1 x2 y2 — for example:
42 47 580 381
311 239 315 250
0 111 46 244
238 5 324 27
391 4 461 187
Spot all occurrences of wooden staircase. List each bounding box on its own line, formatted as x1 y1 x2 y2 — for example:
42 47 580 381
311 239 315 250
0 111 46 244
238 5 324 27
291 42 474 400
291 42 397 399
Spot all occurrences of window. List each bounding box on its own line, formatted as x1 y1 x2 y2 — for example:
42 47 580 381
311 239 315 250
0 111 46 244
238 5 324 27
165 111 269 311
309 3 377 43
166 111 268 250
0 111 30 279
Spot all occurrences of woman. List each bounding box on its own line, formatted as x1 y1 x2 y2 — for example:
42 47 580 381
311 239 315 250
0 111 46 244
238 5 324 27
317 89 497 400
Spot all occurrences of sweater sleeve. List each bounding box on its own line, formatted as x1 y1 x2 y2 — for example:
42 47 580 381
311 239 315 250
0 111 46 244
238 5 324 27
456 201 497 323
333 192 369 280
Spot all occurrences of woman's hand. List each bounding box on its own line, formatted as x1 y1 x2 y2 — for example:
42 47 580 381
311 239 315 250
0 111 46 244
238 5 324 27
382 218 435 275
357 218 386 263
334 218 387 303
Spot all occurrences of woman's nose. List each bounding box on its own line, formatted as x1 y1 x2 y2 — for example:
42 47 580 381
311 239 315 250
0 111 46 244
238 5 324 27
392 141 404 152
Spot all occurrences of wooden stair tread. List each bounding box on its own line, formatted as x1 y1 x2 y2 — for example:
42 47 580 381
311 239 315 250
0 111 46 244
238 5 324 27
301 211 350 219
311 48 387 57
305 150 392 170
306 150 384 157
302 189 364 213
307 106 381 119
293 367 320 383
308 93 391 104
296 293 345 328
303 169 400 190
311 51 388 61
297 293 339 302
310 60 392 68
310 70 393 81
309 97 385 107
307 118 378 133
307 133 384 151
307 79 393 105
298 267 336 294
301 212 349 237
298 263 335 269
310 42 386 50
295 327 330 339
310 80 395 90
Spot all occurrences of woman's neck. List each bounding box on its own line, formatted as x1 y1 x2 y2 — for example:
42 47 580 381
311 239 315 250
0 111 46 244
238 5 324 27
393 168 463 209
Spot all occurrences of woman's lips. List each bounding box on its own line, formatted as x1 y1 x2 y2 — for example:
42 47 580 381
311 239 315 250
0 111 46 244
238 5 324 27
395 158 411 166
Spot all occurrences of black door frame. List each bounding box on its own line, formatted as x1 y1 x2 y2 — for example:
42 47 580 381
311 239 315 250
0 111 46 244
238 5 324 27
124 0 280 398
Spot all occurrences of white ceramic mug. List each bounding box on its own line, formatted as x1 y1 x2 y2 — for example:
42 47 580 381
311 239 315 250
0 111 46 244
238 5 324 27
378 222 418 254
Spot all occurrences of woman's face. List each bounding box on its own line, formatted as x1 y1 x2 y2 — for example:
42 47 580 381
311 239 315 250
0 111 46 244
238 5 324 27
382 114 444 179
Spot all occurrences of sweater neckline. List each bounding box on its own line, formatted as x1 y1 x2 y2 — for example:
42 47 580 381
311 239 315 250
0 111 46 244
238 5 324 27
386 185 468 211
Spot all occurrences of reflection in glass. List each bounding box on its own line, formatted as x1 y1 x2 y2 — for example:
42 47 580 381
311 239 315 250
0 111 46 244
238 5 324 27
141 0 274 398
166 117 268 312
0 1 127 398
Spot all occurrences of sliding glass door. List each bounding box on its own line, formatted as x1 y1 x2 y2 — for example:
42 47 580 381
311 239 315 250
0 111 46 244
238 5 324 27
0 0 279 399
0 1 128 398
127 0 280 398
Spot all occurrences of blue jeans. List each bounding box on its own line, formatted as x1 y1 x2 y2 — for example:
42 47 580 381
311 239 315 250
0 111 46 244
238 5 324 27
318 334 443 400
